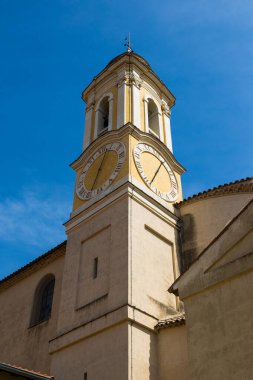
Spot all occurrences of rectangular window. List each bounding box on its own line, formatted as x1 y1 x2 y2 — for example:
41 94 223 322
84 373 88 380
93 257 98 279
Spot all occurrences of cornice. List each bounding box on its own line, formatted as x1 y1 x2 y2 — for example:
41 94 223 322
70 123 186 175
82 52 175 107
65 180 180 234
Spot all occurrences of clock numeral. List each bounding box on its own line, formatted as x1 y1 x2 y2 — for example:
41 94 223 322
78 188 85 196
98 146 107 155
171 180 177 189
134 152 140 160
119 151 125 160
115 163 122 173
115 144 122 152
170 190 177 198
135 161 142 169
87 157 95 166
144 144 151 152
143 174 151 185
154 188 162 198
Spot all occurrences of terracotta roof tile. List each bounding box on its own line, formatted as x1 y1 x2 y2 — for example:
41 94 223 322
155 313 186 330
0 362 54 379
177 177 253 207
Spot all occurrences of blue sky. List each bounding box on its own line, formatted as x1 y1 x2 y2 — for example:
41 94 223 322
0 0 252 278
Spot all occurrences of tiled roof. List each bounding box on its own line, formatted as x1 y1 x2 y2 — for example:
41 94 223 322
177 177 253 207
0 241 66 290
155 313 186 330
0 362 54 379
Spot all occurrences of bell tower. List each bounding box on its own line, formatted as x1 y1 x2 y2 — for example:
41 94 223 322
50 51 185 380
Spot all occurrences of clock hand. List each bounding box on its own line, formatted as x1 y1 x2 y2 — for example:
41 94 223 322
90 150 108 190
150 160 164 185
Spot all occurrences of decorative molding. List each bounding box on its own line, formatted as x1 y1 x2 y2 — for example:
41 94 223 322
141 80 163 105
129 73 142 89
161 102 171 118
117 75 127 88
71 123 186 174
85 103 95 113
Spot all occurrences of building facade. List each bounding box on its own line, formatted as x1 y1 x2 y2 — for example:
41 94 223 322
0 51 252 380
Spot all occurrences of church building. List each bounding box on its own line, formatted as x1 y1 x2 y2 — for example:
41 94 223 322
0 49 252 380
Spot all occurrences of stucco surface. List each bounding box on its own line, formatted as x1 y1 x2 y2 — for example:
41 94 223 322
185 271 253 380
130 197 180 318
56 195 129 336
131 324 158 380
180 193 253 268
0 256 64 374
50 322 128 380
157 325 188 380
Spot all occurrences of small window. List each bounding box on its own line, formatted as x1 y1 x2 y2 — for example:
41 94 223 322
93 257 98 279
30 274 55 326
147 99 160 138
84 373 88 380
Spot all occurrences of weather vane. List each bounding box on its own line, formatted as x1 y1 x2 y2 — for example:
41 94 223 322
124 32 132 52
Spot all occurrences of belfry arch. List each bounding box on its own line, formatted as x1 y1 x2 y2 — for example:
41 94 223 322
94 93 113 138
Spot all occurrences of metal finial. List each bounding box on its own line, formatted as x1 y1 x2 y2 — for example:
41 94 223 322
124 32 132 53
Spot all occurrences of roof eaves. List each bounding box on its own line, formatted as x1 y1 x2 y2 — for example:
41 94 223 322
176 177 253 207
155 313 186 330
0 362 54 379
0 241 66 289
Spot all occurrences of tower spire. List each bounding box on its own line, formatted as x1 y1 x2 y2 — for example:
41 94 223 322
124 32 132 52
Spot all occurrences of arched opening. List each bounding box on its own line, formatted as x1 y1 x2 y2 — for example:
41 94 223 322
30 274 55 326
148 99 160 138
97 96 110 135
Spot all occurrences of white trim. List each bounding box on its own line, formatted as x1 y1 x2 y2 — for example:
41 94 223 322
68 176 177 232
49 304 159 354
163 112 173 152
158 112 164 142
144 96 162 140
117 78 126 128
83 105 93 150
143 97 149 133
132 83 141 128
108 96 113 131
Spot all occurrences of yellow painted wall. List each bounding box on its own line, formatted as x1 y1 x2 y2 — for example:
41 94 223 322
73 131 183 212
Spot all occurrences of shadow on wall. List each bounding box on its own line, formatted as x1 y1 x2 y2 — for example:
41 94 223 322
149 328 158 380
180 214 197 272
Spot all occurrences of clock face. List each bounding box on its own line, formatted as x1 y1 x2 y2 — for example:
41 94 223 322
133 143 178 202
76 142 126 200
